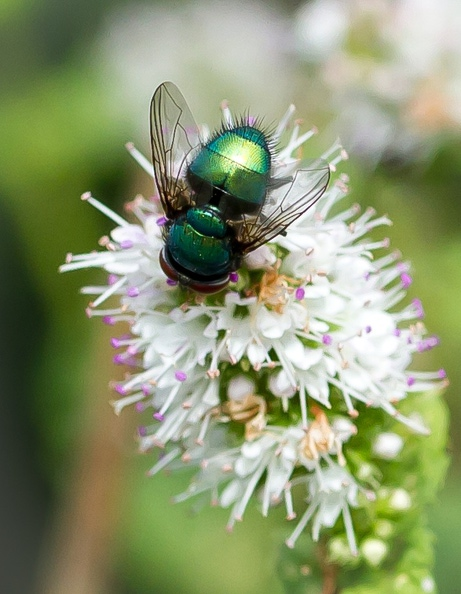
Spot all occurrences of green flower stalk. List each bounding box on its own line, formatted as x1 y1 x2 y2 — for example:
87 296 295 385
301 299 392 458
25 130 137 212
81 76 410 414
61 85 448 592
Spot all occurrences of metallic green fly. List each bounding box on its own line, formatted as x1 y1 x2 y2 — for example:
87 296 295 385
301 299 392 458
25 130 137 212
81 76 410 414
150 82 330 293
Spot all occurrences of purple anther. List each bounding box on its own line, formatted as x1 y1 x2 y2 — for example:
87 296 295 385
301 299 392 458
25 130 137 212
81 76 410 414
247 115 256 126
400 272 413 289
295 287 305 300
127 287 140 297
142 384 151 396
103 316 115 326
412 298 424 319
108 274 118 286
229 271 239 283
166 278 178 286
407 376 415 386
417 335 440 352
135 402 145 413
120 239 134 249
322 334 333 346
393 328 401 337
113 354 125 365
110 337 122 348
365 325 372 334
175 370 187 382
153 412 165 422
137 425 147 437
438 369 447 379
114 384 127 395
156 216 167 226
429 335 440 347
127 345 138 356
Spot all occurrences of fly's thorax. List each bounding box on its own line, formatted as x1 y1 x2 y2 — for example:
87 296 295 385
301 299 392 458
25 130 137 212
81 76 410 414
165 207 232 279
187 125 271 215
186 205 227 238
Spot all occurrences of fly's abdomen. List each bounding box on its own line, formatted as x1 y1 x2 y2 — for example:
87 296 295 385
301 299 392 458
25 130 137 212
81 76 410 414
188 126 271 213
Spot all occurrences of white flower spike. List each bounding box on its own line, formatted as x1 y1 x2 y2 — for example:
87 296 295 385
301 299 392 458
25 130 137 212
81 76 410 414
61 87 446 559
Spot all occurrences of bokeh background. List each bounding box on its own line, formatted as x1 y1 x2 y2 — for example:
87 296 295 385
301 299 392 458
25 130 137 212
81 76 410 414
1 0 460 592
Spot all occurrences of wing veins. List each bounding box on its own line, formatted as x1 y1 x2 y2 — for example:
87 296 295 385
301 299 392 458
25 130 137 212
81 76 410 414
235 162 330 252
150 82 201 218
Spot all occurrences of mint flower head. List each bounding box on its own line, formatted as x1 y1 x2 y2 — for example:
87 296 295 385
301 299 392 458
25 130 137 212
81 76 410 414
61 86 447 589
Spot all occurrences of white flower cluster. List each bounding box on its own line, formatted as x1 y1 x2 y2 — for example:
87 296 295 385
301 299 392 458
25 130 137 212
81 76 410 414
61 100 446 555
295 0 461 163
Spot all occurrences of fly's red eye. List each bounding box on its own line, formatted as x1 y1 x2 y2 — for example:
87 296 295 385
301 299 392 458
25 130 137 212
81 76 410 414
188 278 229 294
159 248 179 281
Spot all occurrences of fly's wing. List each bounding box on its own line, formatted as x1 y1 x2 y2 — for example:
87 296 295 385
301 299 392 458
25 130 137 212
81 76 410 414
150 82 201 218
232 159 330 252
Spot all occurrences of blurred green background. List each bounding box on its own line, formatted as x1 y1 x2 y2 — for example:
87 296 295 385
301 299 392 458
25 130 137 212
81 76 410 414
1 0 459 592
